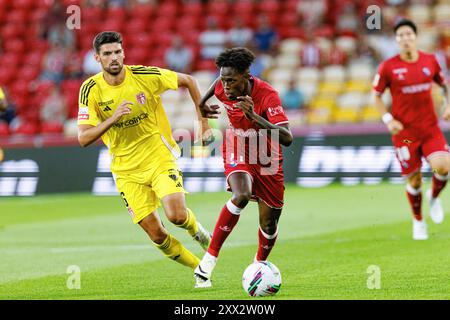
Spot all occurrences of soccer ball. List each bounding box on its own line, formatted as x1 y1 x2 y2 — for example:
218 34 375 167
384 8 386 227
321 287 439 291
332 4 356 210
242 261 282 297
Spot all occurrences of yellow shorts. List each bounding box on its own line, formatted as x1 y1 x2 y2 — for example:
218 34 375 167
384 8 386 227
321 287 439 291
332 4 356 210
114 161 186 224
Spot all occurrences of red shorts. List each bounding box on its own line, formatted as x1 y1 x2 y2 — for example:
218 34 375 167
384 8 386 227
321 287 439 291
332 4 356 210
224 162 285 209
392 126 449 176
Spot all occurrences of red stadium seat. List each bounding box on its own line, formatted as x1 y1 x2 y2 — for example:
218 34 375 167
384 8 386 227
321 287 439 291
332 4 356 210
11 0 35 10
174 16 200 32
0 53 20 67
41 121 64 134
158 1 178 17
124 32 153 49
63 0 80 6
150 16 175 33
5 9 28 23
3 39 26 54
233 1 254 13
258 0 280 13
29 7 47 23
130 4 154 20
81 6 104 22
206 1 229 15
182 1 202 16
1 23 26 39
14 122 39 136
196 59 217 72
124 20 148 35
0 122 9 137
0 68 16 85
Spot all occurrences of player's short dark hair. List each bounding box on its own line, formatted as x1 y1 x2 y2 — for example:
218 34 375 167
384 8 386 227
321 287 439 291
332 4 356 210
394 19 417 34
93 31 123 53
215 47 255 73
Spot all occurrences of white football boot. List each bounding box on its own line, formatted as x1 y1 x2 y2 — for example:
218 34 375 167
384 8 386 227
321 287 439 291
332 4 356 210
194 252 217 288
412 218 428 240
426 189 444 224
193 222 212 251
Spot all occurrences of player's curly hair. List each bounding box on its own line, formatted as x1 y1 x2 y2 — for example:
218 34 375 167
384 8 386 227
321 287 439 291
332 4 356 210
215 47 255 73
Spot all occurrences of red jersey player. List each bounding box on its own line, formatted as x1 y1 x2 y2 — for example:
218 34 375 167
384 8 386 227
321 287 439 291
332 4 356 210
194 48 293 287
374 20 450 240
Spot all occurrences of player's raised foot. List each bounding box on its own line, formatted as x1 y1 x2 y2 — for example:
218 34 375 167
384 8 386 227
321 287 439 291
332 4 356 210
412 218 428 240
194 252 217 288
193 222 212 251
426 189 444 224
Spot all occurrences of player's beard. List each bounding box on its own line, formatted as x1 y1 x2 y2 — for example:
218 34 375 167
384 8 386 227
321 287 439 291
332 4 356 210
104 62 123 76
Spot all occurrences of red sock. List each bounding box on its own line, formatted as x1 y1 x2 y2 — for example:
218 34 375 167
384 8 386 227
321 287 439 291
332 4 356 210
432 173 447 198
256 227 278 261
406 184 422 221
207 200 242 257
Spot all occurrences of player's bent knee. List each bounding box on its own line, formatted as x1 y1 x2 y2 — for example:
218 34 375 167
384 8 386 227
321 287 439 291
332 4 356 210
232 192 252 208
260 224 277 236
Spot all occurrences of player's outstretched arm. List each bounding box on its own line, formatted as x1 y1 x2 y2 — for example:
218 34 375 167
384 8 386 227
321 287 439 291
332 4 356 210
78 101 132 147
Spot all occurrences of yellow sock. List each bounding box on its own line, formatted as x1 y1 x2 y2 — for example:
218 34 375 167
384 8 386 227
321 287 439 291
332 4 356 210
153 234 200 269
175 208 198 237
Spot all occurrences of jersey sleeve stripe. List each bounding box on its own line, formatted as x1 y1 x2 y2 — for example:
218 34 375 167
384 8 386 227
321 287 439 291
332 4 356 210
274 121 289 125
131 71 161 75
81 80 96 106
80 79 95 105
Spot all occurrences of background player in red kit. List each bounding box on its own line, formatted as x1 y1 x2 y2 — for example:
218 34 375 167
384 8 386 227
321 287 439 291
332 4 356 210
374 19 450 240
193 48 293 287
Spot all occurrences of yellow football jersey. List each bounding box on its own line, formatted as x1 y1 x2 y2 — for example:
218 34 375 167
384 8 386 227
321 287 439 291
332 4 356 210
0 87 5 100
78 65 181 172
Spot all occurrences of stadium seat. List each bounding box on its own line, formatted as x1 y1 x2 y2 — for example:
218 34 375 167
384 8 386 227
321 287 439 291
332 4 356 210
333 108 359 123
345 80 371 93
274 54 300 69
337 92 365 110
408 4 431 24
0 122 9 137
297 82 318 103
322 65 346 82
360 105 381 123
13 122 39 135
319 81 344 96
131 4 154 20
297 67 321 84
433 4 450 23
348 63 374 81
307 108 334 125
279 38 303 55
5 9 28 23
335 36 357 54
41 121 64 134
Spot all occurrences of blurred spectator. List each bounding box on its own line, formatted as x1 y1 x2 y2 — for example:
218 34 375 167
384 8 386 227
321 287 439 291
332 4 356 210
40 43 67 84
435 33 450 79
370 22 398 60
83 0 107 8
108 0 127 7
38 1 66 39
300 34 322 67
164 37 193 73
40 86 67 125
249 49 271 80
253 15 278 54
336 4 359 35
281 80 305 111
83 49 102 76
327 40 348 65
348 37 379 67
0 87 16 125
48 23 76 50
66 52 84 79
199 17 227 60
0 86 6 112
297 0 326 29
227 18 253 48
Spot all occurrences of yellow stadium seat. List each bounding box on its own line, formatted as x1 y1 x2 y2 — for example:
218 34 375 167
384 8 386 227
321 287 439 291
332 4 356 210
318 81 343 96
307 108 334 125
334 108 359 123
345 80 371 93
361 105 382 123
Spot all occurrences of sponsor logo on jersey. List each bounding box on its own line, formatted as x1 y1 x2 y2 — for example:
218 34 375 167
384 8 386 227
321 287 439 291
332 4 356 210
401 82 432 94
98 99 114 106
78 107 89 120
422 67 431 76
113 112 149 129
393 68 407 80
267 106 284 117
136 92 146 105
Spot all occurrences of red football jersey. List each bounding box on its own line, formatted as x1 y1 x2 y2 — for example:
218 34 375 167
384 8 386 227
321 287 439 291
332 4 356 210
215 76 289 168
373 51 446 135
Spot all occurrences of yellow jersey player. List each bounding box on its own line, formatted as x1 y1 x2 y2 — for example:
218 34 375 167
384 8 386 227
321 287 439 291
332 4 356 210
77 31 211 273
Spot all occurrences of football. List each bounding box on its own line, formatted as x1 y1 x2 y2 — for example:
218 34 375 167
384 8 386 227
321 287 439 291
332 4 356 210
242 261 282 297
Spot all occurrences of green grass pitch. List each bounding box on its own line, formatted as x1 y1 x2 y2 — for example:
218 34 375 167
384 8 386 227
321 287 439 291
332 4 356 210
1 183 449 300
